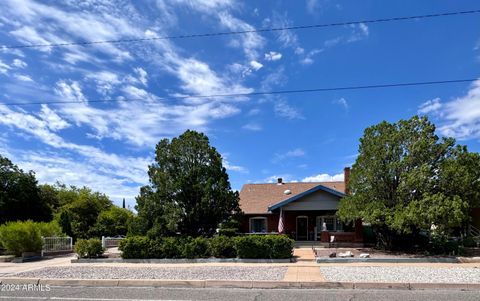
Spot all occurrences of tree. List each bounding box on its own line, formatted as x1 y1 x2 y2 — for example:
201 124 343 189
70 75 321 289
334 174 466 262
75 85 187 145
91 206 133 237
38 184 61 212
57 186 112 239
0 155 52 223
337 116 471 249
136 130 241 237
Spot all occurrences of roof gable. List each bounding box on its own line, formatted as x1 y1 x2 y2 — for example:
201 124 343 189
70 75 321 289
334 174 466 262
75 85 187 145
268 184 345 211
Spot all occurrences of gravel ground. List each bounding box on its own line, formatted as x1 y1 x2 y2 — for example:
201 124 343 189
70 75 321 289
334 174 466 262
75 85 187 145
14 266 287 281
321 266 480 283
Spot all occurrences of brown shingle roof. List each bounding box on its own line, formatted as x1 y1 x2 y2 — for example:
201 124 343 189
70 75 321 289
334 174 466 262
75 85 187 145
239 181 345 214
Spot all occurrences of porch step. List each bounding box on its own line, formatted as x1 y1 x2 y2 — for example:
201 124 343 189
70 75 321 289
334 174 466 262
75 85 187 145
294 241 323 248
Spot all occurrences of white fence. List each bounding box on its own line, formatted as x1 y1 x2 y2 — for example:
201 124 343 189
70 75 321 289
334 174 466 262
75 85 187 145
102 236 124 248
41 236 73 256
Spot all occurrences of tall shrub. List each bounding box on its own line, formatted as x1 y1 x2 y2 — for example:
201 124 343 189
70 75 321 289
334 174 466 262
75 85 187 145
0 221 43 256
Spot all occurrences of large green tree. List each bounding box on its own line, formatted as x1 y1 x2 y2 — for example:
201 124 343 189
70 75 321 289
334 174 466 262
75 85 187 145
90 206 133 237
337 116 473 248
136 130 241 237
0 155 52 223
55 186 112 239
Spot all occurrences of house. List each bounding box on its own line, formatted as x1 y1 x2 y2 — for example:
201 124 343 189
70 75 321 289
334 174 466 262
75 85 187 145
238 167 363 245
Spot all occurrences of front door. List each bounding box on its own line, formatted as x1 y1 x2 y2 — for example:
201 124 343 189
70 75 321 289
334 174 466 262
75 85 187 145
296 216 308 240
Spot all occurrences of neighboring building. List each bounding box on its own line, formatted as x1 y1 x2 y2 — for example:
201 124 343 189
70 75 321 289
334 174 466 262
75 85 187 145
239 167 363 245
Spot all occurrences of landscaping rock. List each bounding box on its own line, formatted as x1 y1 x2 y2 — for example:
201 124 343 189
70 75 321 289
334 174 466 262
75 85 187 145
14 266 288 281
321 266 480 283
338 251 354 258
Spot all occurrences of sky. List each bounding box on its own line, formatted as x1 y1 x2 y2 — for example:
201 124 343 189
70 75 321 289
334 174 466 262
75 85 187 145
0 0 479 208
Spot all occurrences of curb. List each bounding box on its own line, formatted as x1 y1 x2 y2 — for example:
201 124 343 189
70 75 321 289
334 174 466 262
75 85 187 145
315 257 460 263
71 258 293 264
1 278 479 290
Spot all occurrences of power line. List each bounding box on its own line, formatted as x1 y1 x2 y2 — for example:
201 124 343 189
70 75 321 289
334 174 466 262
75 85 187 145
3 9 480 49
1 78 477 107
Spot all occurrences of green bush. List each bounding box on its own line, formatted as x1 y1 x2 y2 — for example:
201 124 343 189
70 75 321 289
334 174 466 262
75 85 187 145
119 236 150 259
183 236 210 258
209 236 236 258
75 238 104 258
162 237 183 258
235 235 294 259
218 228 237 237
0 220 43 256
265 235 294 259
37 221 64 237
234 235 270 259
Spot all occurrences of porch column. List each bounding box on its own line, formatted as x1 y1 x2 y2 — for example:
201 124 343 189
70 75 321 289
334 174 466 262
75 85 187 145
354 219 363 242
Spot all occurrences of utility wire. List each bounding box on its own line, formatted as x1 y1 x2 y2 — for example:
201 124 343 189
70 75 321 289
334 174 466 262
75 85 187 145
2 9 480 49
1 78 477 107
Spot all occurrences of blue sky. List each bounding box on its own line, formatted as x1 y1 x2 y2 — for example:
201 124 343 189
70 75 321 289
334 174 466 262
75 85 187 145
0 0 479 208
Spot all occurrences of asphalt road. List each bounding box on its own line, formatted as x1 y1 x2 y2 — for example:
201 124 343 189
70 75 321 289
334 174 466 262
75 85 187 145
0 286 479 301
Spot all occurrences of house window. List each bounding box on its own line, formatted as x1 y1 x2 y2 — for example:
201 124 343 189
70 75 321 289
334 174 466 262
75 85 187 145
249 217 267 233
316 216 343 232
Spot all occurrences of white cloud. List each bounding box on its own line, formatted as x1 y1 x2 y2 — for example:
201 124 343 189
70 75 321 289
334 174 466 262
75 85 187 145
273 148 305 163
55 80 87 102
264 51 282 61
13 74 34 82
263 174 297 183
217 11 265 60
249 60 263 71
38 104 70 131
435 80 480 140
134 67 148 86
346 23 369 43
334 97 349 111
300 49 323 65
4 147 144 203
302 173 344 182
86 70 121 95
12 58 27 68
274 99 304 119
242 122 262 131
3 0 139 61
247 108 261 116
418 98 442 115
222 153 248 173
0 59 11 74
0 104 149 187
306 0 319 14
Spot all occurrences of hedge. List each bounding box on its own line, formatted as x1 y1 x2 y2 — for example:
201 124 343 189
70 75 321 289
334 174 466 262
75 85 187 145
209 235 236 258
74 238 105 258
119 235 294 259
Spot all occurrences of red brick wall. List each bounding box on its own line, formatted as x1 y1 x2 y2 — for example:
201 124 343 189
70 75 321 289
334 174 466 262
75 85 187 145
241 214 279 233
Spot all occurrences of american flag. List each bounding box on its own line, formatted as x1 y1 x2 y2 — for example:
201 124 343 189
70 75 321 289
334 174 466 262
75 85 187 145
278 208 285 233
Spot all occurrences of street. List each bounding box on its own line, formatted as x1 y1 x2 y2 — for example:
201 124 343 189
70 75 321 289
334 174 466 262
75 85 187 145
1 286 479 301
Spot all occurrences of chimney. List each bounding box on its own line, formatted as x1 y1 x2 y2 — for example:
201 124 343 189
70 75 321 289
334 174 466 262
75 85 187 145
344 167 351 195
277 178 283 185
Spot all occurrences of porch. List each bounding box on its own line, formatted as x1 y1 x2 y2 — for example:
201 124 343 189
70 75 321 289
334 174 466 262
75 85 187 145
244 210 363 245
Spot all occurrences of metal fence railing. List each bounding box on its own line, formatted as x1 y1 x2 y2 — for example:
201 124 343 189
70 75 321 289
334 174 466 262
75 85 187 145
41 236 73 256
102 236 124 248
